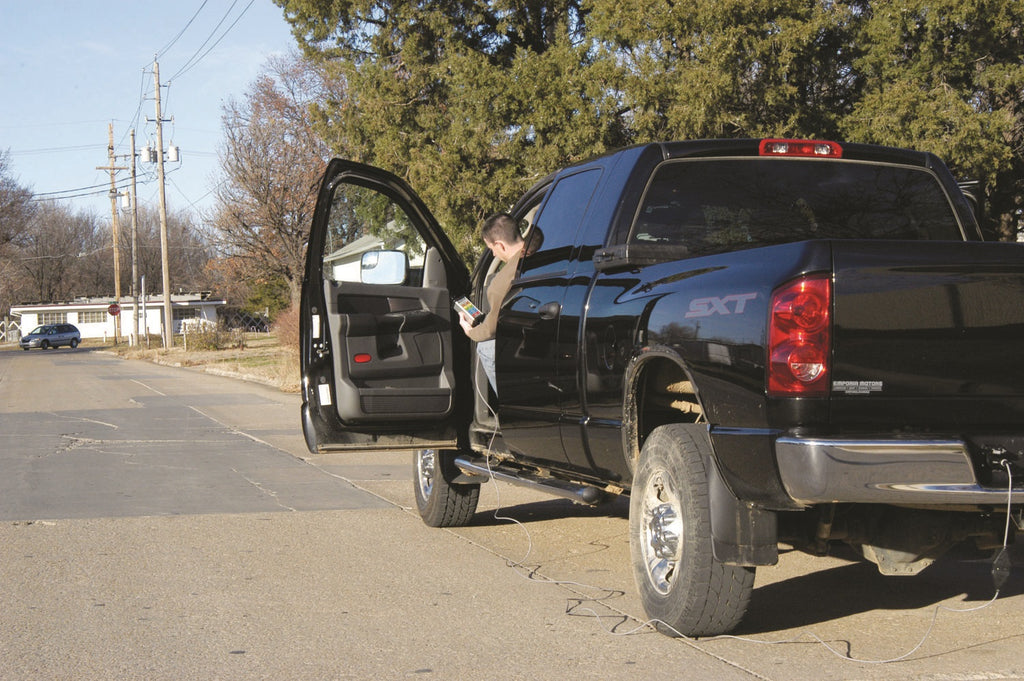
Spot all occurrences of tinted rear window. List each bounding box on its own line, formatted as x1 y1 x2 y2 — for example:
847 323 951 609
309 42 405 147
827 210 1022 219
631 158 963 257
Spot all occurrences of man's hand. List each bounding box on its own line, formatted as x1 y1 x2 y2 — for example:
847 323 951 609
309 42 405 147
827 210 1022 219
458 311 474 335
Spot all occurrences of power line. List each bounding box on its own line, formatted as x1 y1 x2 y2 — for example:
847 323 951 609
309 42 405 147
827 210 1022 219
157 0 211 59
168 0 240 82
32 180 125 198
30 166 165 203
29 181 133 202
25 3 264 211
120 0 214 150
119 1 256 166
9 144 107 157
0 120 111 131
168 0 256 83
117 66 152 151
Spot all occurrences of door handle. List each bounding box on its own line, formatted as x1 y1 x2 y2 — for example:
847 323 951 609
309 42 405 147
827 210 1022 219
538 302 561 320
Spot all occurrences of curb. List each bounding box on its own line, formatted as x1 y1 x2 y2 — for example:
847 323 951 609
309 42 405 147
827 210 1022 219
101 349 297 392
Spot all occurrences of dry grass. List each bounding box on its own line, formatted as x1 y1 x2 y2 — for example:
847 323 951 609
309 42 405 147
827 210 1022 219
107 332 301 393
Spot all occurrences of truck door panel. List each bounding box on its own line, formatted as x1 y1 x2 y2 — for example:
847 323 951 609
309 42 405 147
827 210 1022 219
323 280 454 422
300 159 471 452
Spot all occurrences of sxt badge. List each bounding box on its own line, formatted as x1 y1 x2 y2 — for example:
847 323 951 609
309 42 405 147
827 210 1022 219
685 293 757 318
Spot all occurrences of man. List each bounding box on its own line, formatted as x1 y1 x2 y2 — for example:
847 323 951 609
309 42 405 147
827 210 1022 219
458 213 524 394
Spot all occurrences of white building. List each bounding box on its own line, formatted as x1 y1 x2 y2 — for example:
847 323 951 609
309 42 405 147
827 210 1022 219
10 293 226 343
324 234 419 281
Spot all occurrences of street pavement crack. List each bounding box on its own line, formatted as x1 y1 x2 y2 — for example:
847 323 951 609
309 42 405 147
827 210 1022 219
231 468 297 512
55 433 96 455
51 412 119 430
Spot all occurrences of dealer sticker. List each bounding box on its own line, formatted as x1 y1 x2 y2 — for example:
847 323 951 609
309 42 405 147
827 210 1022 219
833 380 883 395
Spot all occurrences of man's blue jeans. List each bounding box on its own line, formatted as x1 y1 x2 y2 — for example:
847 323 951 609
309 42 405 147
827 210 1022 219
477 339 496 394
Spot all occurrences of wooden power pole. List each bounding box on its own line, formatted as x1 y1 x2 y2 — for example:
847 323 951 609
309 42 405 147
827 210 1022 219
153 60 173 349
129 129 141 345
97 123 126 343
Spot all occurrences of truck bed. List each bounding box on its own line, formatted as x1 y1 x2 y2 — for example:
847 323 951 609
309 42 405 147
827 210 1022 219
831 239 1024 428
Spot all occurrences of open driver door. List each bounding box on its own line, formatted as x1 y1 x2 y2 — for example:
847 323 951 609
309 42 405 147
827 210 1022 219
300 160 472 453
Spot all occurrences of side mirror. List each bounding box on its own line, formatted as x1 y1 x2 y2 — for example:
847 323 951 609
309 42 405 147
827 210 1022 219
360 250 408 285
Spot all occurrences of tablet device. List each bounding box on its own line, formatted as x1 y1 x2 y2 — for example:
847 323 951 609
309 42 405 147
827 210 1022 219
453 296 485 327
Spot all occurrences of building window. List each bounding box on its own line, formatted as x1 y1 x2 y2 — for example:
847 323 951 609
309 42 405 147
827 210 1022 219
39 312 67 325
173 308 198 321
79 310 107 324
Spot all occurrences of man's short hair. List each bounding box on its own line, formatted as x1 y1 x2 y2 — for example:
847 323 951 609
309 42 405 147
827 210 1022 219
480 213 522 245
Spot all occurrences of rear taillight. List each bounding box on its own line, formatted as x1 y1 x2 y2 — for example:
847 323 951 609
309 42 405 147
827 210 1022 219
759 139 842 158
768 275 831 397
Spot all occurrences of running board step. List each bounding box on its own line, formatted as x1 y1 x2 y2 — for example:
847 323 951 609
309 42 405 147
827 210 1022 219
454 455 606 506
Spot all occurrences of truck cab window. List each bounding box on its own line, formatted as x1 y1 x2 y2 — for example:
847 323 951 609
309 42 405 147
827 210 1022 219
633 159 964 258
322 180 426 285
521 169 602 278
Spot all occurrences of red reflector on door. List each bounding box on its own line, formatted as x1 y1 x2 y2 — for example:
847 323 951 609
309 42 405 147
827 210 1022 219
353 353 372 363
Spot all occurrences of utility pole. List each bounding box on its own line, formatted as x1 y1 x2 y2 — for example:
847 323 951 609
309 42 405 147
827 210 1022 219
129 129 141 346
153 59 173 349
97 123 126 343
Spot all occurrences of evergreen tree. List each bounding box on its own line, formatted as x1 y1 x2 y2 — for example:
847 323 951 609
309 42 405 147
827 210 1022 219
280 1 626 254
586 0 863 140
840 0 1024 239
277 0 1024 246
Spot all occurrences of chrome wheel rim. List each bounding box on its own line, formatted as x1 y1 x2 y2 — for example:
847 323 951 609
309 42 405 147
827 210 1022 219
639 469 683 595
416 449 437 500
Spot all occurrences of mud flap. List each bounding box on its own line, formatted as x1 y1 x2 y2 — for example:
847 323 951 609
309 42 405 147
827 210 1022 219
709 459 779 566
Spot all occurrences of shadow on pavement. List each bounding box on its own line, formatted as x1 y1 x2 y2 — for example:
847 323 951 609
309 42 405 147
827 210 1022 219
469 495 630 526
738 542 1024 635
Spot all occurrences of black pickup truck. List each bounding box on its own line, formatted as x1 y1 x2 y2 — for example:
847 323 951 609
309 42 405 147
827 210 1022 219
299 138 1024 636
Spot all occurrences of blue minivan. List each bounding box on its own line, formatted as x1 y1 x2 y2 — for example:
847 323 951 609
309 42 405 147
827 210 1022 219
20 324 81 350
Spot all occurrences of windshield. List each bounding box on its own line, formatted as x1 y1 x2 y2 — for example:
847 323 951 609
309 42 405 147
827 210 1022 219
632 158 963 257
28 326 47 335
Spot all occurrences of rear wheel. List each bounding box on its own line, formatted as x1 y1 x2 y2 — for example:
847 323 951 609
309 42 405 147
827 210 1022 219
629 425 754 637
70 338 79 349
413 449 480 527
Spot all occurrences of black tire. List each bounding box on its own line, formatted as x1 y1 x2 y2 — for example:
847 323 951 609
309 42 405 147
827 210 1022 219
413 449 480 527
40 340 50 350
629 425 755 637
70 338 79 349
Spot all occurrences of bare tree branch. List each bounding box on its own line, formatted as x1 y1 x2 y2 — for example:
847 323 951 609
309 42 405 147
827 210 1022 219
210 52 330 309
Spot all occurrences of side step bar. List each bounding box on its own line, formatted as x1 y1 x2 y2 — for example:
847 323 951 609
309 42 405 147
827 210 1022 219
454 455 607 506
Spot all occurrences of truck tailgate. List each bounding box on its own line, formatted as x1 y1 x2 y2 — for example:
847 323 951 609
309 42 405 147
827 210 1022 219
831 240 1024 427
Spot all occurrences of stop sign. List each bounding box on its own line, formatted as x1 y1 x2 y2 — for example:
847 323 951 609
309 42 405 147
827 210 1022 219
107 303 121 316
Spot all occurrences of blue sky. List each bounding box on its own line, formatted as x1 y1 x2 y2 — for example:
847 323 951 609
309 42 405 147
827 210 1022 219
1 1 298 220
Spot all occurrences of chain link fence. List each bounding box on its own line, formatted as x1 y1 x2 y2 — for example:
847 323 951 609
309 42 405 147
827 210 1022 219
0 318 21 343
1 311 272 345
219 309 271 333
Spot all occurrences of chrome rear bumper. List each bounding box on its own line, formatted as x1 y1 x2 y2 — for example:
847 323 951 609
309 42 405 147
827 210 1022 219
775 437 1024 506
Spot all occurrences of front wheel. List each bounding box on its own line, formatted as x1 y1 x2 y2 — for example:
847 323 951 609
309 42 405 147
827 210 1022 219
40 340 50 350
629 425 755 637
413 449 480 527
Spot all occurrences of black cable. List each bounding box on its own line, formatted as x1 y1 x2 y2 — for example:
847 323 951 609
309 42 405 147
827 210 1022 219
168 0 256 83
157 0 211 59
30 179 135 202
992 459 1015 592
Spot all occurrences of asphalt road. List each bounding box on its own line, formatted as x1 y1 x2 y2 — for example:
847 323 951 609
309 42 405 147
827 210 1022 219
1 344 1022 680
